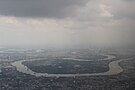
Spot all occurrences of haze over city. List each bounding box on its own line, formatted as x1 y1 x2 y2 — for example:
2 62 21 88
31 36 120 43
0 0 135 90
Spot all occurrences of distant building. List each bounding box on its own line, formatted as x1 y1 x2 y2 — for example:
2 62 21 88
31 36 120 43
1 63 16 73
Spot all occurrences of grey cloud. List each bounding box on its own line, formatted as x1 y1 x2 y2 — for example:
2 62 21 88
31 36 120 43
122 0 135 2
0 0 89 18
109 0 135 19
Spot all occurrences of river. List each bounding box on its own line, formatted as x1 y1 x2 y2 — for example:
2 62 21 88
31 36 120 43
10 54 132 77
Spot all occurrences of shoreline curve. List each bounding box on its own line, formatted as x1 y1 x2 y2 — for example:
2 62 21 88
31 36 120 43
11 55 132 77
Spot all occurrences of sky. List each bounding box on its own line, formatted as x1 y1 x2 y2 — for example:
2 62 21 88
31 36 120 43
0 0 135 48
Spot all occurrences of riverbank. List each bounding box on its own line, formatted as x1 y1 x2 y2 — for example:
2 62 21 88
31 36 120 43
11 54 131 77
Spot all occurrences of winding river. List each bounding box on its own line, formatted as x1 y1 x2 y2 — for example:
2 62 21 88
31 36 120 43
10 54 132 77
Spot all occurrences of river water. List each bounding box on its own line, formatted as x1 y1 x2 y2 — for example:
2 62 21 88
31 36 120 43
10 54 132 77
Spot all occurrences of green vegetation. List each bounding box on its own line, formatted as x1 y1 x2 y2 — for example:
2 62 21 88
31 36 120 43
23 59 110 74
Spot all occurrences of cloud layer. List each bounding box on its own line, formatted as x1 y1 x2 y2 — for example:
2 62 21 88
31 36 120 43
0 0 88 18
0 0 135 47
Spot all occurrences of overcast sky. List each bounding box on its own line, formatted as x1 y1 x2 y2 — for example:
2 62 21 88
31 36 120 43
0 0 135 48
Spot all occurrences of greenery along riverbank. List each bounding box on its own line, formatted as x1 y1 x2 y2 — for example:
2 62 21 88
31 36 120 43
22 59 110 74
